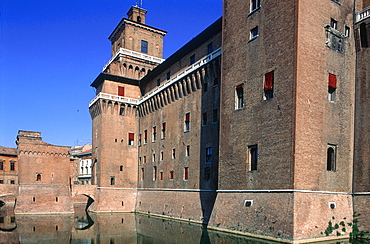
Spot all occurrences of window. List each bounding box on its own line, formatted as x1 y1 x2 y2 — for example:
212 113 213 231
0 179 3 184
118 86 125 96
328 73 337 101
141 168 144 180
185 113 190 132
264 71 274 100
141 40 148 53
248 145 258 171
345 26 350 37
251 0 261 12
137 16 142 23
172 148 176 159
36 174 42 181
327 144 337 171
160 171 164 180
212 109 218 123
330 18 337 29
236 84 244 109
204 167 211 180
190 54 195 65
128 133 135 146
139 157 142 165
152 126 157 142
186 145 190 157
138 134 142 146
0 161 3 170
161 122 166 139
206 147 213 164
119 106 125 116
152 153 156 162
360 23 369 48
160 151 164 161
157 78 161 86
202 112 207 126
184 167 189 180
153 166 157 181
167 72 171 80
10 180 15 184
250 26 259 40
331 0 340 4
169 170 174 180
110 176 115 185
207 42 213 54
143 156 147 164
120 165 123 171
144 130 148 144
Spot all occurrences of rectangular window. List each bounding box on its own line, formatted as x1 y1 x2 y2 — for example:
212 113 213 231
360 23 369 48
152 126 157 142
153 166 157 181
327 144 337 171
0 162 3 170
345 26 350 37
138 134 142 146
184 167 189 181
152 153 156 163
160 151 164 161
202 112 207 126
118 86 125 96
128 133 135 146
110 176 115 185
330 18 337 29
143 156 147 164
172 148 176 159
250 26 259 40
264 71 274 100
236 84 244 109
185 113 190 132
169 170 174 180
10 180 15 184
186 145 190 157
144 130 148 144
206 147 213 164
251 0 261 12
328 73 337 101
248 145 258 171
141 168 144 180
157 78 161 86
139 157 142 165
10 162 15 171
160 171 164 180
167 71 171 80
0 179 3 184
161 122 166 139
190 54 195 65
212 109 218 123
207 42 213 54
141 40 148 53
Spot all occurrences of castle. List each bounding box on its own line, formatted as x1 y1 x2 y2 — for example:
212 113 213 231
1 0 369 242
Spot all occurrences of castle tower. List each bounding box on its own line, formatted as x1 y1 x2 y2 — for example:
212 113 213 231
211 0 357 241
353 0 370 232
89 5 166 212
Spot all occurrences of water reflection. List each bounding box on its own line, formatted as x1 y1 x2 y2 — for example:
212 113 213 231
0 204 366 243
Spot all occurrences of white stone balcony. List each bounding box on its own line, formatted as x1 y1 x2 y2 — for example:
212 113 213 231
89 93 140 107
356 6 370 23
103 48 165 71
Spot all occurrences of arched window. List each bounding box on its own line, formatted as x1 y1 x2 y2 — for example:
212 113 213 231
327 145 336 171
36 174 42 181
137 16 142 23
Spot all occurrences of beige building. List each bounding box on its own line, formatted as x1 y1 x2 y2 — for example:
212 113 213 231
0 147 18 185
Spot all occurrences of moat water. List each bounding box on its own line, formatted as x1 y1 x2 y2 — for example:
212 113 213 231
0 204 363 244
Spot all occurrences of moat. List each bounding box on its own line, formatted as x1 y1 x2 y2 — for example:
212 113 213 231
0 204 363 244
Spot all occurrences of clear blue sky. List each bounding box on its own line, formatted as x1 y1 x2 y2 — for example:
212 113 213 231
0 0 222 148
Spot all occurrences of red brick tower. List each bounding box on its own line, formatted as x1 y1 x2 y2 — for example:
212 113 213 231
89 5 166 212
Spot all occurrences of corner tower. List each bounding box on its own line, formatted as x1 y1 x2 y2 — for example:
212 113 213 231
89 5 166 212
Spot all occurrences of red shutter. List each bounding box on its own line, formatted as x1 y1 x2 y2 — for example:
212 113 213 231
129 133 134 141
185 113 190 122
153 127 156 133
236 84 244 89
264 71 274 90
144 130 147 138
329 74 337 89
118 86 125 96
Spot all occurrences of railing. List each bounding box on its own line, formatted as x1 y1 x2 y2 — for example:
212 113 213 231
90 47 222 108
102 48 165 71
89 93 140 107
356 6 370 23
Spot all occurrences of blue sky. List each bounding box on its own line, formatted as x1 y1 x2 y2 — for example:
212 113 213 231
0 0 222 148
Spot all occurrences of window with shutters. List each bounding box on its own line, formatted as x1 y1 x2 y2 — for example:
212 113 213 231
184 167 189 181
118 86 125 96
264 71 274 100
161 122 166 139
144 130 148 144
184 113 190 132
128 133 135 146
152 126 157 142
328 73 337 101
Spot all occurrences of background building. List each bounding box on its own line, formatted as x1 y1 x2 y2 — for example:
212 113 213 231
0 147 18 185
